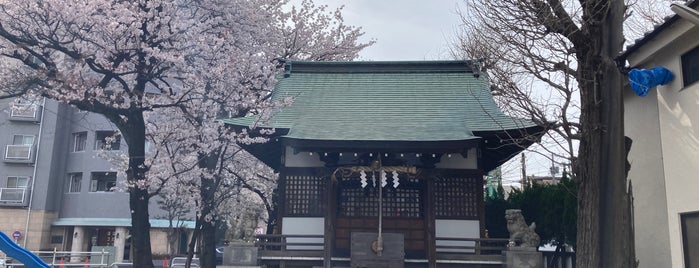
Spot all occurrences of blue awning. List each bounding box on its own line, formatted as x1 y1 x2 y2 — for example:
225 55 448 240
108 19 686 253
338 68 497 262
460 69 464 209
52 218 195 229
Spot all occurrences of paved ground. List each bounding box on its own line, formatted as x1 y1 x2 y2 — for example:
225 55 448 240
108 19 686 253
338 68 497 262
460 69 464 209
111 261 238 268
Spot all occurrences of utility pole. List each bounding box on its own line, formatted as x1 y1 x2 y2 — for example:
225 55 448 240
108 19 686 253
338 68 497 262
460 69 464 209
550 153 559 180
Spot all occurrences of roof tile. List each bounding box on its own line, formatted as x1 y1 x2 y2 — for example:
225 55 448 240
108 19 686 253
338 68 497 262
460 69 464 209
222 61 537 142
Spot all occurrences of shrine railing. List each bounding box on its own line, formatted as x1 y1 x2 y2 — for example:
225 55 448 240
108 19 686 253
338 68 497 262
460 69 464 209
435 237 511 255
255 234 510 264
256 234 325 252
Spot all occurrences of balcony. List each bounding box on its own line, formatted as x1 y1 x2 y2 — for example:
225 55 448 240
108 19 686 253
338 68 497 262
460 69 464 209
9 104 41 122
4 145 35 163
0 188 29 206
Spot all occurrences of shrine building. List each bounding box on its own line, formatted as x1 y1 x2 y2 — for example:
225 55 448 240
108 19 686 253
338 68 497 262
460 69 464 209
222 60 544 267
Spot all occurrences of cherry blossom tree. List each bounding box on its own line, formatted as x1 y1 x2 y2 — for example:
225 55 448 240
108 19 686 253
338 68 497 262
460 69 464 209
0 1 369 267
271 0 375 61
153 181 193 261
0 0 278 266
146 3 373 265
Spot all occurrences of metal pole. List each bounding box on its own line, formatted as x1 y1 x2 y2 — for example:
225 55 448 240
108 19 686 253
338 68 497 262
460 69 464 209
24 97 47 248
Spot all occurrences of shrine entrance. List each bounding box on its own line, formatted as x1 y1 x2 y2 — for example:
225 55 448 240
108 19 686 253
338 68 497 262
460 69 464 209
335 174 426 258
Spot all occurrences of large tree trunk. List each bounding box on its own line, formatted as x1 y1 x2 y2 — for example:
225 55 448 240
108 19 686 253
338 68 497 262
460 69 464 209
186 221 201 268
198 175 218 268
129 187 154 268
576 1 635 267
195 153 220 268
119 112 155 268
199 217 217 268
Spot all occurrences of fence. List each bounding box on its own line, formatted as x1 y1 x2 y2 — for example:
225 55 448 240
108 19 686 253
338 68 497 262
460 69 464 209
2 249 111 267
542 250 575 268
255 234 512 267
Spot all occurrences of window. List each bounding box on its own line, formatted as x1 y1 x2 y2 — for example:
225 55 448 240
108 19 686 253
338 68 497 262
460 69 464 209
434 176 480 219
337 176 423 218
90 172 116 192
683 211 699 268
7 176 29 188
2 176 28 203
284 175 326 216
72 132 87 152
682 45 699 87
94 131 120 150
67 173 82 193
13 135 34 145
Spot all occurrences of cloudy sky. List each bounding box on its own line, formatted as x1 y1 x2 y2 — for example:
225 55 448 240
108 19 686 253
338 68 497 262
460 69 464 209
308 0 464 61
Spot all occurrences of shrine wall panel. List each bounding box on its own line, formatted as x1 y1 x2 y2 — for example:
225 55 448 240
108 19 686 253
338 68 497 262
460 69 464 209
434 149 477 169
281 217 324 250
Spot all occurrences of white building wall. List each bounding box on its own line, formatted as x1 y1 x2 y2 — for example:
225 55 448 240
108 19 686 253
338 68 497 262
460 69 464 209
626 20 699 268
655 39 699 268
624 86 672 268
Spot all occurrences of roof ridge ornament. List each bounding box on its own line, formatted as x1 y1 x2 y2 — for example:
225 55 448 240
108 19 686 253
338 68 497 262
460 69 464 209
469 58 486 78
284 62 292 78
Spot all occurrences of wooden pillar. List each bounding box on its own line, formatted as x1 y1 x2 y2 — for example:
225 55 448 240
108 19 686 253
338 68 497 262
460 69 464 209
324 172 337 268
276 172 287 235
477 174 486 238
425 172 437 268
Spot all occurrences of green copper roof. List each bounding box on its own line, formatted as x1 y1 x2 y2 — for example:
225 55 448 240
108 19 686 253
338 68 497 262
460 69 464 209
222 60 537 143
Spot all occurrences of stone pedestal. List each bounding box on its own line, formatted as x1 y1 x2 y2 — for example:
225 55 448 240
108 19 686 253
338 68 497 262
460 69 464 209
502 249 543 268
223 241 259 267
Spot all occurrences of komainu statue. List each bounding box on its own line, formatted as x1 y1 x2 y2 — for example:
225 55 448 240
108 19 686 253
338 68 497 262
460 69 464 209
505 209 540 249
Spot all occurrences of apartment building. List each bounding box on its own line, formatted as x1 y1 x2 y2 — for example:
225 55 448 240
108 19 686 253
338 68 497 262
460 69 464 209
0 97 192 263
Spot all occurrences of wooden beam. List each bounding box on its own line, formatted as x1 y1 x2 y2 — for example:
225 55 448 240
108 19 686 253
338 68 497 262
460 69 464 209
324 170 337 268
276 173 287 234
477 175 486 238
425 172 437 268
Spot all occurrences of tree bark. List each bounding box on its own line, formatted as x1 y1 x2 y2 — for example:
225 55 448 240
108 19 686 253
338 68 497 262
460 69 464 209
193 153 220 268
129 187 154 268
186 221 201 268
576 1 635 267
119 112 155 268
198 176 218 268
